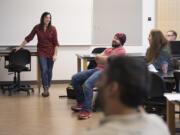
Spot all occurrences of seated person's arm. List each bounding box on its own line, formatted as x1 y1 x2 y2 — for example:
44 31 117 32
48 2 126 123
95 54 108 64
153 50 172 73
95 50 125 64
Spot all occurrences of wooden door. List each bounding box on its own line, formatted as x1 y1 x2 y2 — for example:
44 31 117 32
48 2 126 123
156 0 180 40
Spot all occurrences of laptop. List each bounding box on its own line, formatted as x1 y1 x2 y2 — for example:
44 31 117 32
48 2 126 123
169 41 180 58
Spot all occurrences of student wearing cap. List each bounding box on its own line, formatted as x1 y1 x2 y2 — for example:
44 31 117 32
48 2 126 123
71 33 127 120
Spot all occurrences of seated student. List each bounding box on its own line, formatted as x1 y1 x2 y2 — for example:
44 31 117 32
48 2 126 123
82 56 170 135
166 30 178 41
146 29 173 74
71 33 127 120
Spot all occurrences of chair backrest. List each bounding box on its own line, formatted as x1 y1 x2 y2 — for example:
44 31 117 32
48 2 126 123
132 56 146 66
9 49 31 67
91 47 106 54
148 72 166 98
88 47 107 69
173 70 180 92
172 58 179 70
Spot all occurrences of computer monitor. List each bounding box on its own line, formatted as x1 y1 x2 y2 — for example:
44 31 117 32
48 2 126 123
169 41 180 57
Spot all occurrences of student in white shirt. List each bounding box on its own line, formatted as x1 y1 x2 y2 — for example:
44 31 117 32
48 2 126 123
82 56 170 135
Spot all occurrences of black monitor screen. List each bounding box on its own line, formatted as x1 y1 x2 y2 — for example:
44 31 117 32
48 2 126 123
169 41 180 56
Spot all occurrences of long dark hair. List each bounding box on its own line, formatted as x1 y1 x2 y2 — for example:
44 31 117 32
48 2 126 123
146 29 168 63
40 12 52 31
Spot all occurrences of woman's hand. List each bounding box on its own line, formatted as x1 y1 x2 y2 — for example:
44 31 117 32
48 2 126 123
13 40 27 52
53 55 57 62
13 46 21 52
52 46 58 62
162 63 168 74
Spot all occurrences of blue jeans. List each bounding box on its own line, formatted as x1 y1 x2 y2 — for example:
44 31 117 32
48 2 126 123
72 69 101 111
38 56 54 88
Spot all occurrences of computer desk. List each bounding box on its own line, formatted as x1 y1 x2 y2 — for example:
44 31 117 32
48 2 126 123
0 46 41 94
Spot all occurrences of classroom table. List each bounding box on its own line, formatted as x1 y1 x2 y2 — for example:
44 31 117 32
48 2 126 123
164 93 180 135
167 100 176 135
0 46 41 94
76 53 145 72
76 54 96 72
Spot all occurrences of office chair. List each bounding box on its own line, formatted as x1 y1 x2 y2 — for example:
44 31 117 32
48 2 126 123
87 47 106 69
164 58 178 92
172 58 179 70
1 56 17 92
172 70 180 121
174 70 180 93
143 72 167 120
2 49 34 96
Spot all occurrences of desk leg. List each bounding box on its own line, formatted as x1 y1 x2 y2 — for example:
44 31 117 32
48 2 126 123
167 100 175 135
77 57 81 72
83 59 88 71
37 56 41 95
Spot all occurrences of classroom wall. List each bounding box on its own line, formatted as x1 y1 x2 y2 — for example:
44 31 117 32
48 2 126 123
93 0 142 46
0 0 156 81
0 0 93 45
156 0 180 40
142 0 156 50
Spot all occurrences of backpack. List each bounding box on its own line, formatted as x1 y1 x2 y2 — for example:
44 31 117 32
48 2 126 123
66 84 76 99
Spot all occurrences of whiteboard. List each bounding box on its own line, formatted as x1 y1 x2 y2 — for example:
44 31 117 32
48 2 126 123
93 0 142 46
0 0 93 45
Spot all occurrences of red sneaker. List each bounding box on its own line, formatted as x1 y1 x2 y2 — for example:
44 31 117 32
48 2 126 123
71 104 83 111
78 111 91 120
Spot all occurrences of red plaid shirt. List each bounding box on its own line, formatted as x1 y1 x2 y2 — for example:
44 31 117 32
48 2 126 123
25 24 59 58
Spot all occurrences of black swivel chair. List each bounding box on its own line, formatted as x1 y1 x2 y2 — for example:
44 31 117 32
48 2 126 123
143 72 167 120
173 70 180 125
1 49 34 96
174 70 180 93
164 58 179 92
87 47 106 69
172 58 180 70
172 59 180 93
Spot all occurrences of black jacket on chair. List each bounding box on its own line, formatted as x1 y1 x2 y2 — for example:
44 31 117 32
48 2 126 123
87 47 106 69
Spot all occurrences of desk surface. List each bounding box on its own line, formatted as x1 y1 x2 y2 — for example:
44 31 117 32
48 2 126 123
76 53 145 59
164 93 180 102
126 53 145 57
157 71 174 79
0 46 37 56
76 54 96 60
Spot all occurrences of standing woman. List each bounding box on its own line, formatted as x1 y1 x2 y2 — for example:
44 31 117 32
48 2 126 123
146 29 173 73
15 12 59 97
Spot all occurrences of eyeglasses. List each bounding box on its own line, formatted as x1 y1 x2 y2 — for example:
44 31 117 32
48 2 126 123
166 34 174 37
